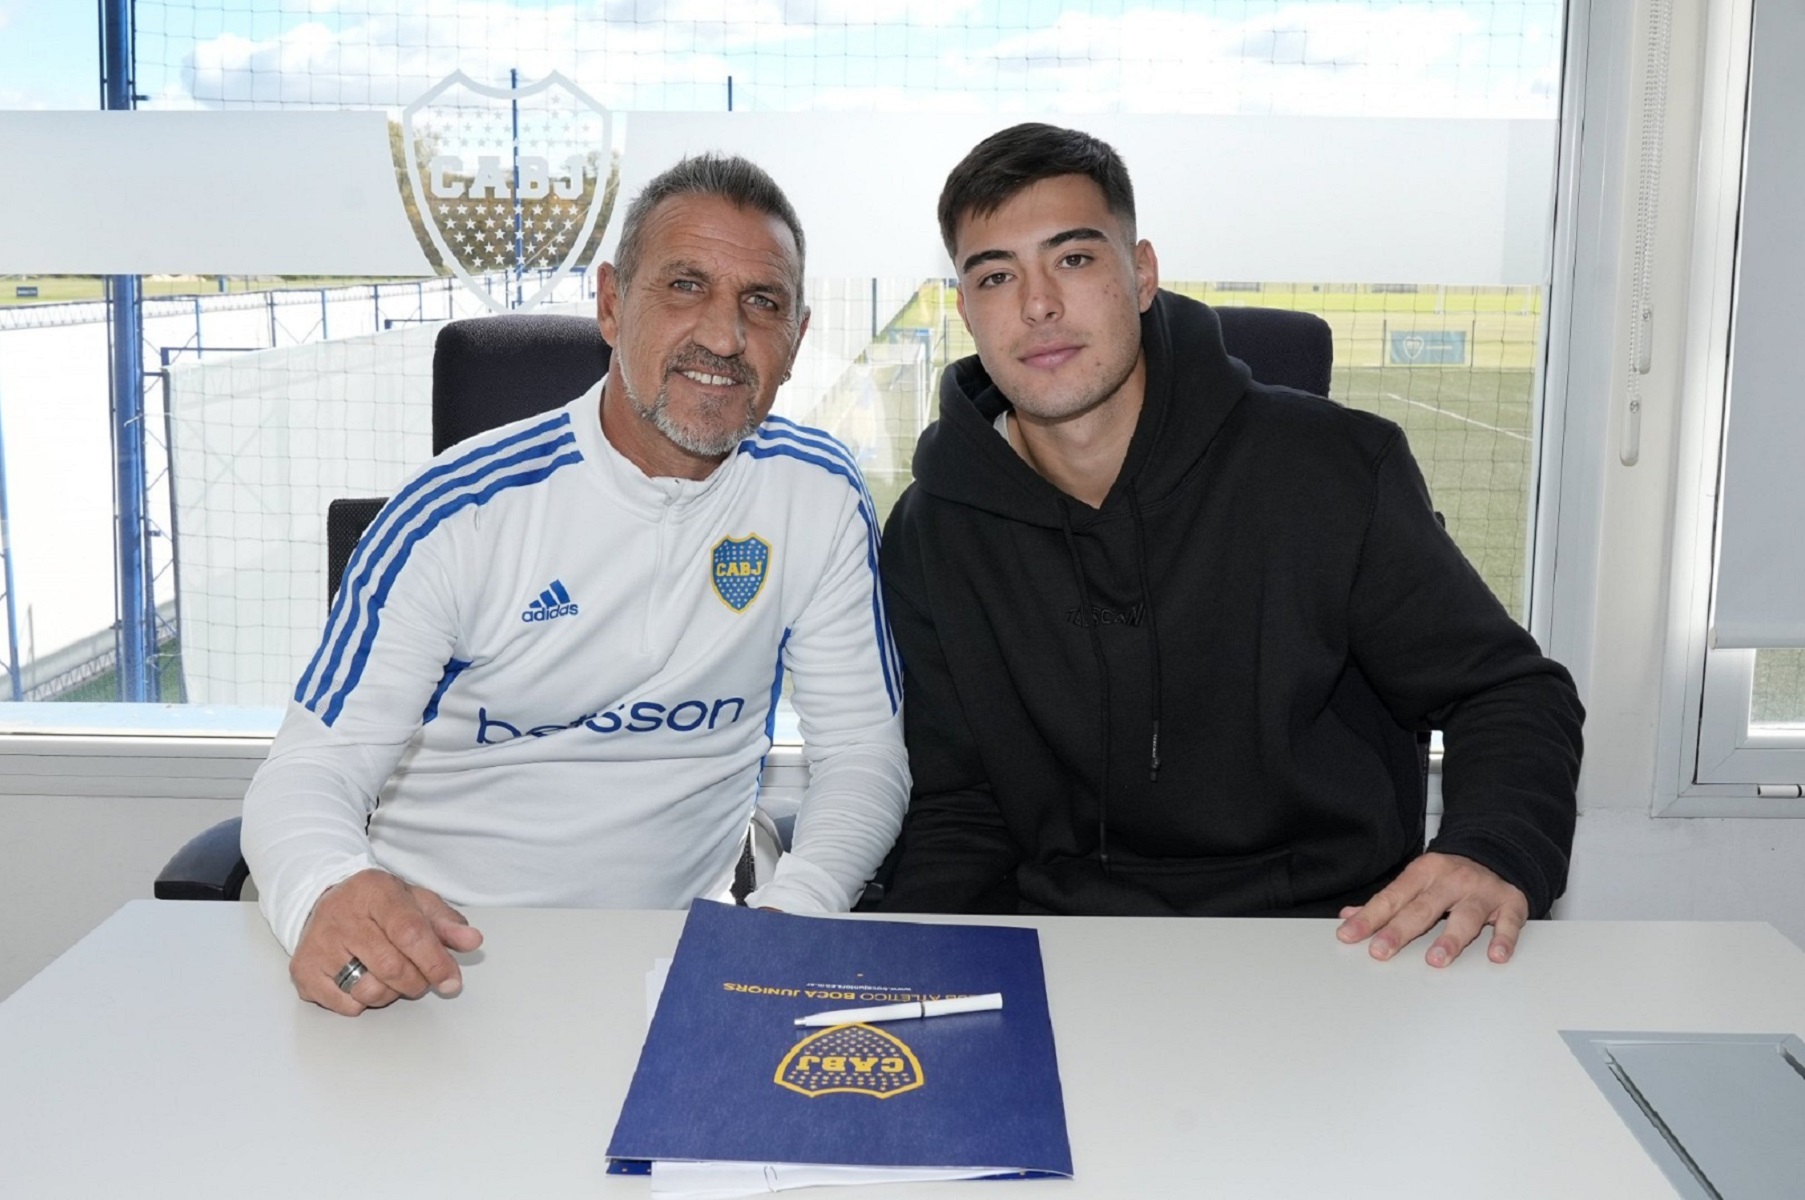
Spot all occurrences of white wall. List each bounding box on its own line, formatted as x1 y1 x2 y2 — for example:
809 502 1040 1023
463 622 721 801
0 795 243 998
0 735 256 1000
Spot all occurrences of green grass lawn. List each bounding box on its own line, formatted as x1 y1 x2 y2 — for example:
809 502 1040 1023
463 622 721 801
0 275 428 307
1337 365 1533 621
54 645 187 703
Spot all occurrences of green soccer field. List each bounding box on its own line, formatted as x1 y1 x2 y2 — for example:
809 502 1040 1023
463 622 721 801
1336 365 1534 622
0 275 417 306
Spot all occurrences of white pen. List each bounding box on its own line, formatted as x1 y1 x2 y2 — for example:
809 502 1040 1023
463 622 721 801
793 992 1004 1027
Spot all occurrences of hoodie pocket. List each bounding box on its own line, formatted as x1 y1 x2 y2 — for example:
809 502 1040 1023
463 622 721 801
1019 844 1295 917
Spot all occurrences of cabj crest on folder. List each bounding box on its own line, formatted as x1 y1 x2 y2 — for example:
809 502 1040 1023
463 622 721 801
776 1023 925 1098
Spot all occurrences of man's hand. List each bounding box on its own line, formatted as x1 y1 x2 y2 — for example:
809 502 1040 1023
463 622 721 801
1335 852 1528 967
290 869 484 1015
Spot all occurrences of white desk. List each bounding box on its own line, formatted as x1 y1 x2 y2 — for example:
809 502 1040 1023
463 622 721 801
2 902 1802 1199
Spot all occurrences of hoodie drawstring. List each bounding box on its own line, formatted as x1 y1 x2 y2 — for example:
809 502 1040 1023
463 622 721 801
1058 501 1112 874
1128 485 1164 782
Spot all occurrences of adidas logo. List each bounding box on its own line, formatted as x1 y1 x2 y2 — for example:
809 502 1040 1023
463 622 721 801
520 579 580 623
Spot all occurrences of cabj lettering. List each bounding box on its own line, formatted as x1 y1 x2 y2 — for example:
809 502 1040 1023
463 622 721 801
428 153 588 201
792 1054 906 1075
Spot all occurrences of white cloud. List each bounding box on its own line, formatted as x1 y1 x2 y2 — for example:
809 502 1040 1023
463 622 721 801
780 0 982 25
151 0 1559 120
1226 3 1476 68
170 2 774 110
940 5 1557 118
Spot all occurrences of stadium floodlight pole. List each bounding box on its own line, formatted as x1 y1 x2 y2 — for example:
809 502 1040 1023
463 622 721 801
102 0 154 702
0 365 24 701
511 68 525 309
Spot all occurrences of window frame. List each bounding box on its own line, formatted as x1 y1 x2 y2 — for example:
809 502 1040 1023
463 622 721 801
1653 0 1805 814
1529 0 1629 715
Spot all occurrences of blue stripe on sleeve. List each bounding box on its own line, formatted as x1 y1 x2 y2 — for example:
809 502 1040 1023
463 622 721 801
764 627 792 743
748 422 902 698
737 434 900 714
763 415 884 509
757 420 902 684
320 450 584 726
296 412 573 704
420 657 473 725
301 428 576 714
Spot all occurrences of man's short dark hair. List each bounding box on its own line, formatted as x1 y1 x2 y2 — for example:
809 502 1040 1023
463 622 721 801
937 123 1137 259
614 152 807 288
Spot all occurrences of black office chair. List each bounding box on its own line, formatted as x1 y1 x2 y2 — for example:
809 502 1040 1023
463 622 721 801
153 304 1340 901
1215 305 1332 397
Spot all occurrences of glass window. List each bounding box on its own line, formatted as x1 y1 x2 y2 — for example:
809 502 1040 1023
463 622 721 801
0 1 1567 722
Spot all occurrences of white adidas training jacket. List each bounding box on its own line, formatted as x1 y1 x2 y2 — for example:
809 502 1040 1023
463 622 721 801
242 386 910 954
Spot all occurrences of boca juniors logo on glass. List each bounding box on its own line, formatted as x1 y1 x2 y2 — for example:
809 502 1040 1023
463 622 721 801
711 535 771 612
775 1024 924 1099
400 70 612 314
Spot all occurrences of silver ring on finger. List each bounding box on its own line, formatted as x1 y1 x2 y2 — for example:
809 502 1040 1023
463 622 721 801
334 956 368 993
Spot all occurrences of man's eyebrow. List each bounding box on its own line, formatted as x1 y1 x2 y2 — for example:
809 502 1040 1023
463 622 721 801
959 247 1016 276
661 258 712 280
742 277 795 304
1043 227 1110 251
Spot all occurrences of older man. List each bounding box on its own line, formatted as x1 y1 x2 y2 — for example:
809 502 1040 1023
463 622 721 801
879 124 1582 967
243 154 908 1015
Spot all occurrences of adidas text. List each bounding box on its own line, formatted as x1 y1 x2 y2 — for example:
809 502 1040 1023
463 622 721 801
521 602 580 622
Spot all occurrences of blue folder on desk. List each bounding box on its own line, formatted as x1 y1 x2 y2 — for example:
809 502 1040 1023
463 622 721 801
605 900 1073 1180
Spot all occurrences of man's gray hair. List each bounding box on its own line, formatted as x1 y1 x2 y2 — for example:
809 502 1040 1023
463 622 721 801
613 153 807 288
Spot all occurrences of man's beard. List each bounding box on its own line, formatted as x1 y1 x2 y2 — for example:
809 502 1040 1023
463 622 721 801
625 345 763 458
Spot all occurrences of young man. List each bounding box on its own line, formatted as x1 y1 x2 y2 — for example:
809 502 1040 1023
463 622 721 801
878 123 1583 967
242 155 908 1015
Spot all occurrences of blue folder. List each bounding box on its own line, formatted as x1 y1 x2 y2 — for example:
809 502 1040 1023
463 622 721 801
605 900 1073 1179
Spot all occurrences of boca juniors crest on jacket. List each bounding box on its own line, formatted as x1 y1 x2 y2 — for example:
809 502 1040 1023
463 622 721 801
711 535 771 611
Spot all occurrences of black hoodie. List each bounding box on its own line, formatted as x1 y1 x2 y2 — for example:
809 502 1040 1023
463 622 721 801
877 290 1583 919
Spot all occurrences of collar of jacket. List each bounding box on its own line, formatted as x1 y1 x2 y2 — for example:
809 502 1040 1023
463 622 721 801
909 288 1253 526
576 380 748 522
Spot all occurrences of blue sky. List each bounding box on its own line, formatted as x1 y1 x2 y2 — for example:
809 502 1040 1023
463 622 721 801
0 1 1563 116
0 1 98 109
